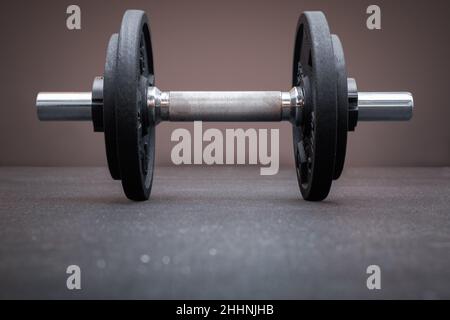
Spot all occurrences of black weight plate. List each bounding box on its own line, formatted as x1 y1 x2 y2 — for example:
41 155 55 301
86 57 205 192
103 33 121 180
292 12 337 201
115 10 155 201
331 34 348 180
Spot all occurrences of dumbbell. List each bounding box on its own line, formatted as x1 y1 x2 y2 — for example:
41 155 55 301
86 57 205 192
36 10 413 202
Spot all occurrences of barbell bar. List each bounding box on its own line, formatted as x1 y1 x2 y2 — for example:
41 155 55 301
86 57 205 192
36 90 413 122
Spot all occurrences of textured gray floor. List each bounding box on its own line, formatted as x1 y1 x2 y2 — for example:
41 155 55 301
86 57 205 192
0 166 449 299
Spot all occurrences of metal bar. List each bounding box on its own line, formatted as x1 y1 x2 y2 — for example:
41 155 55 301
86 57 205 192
167 91 285 122
36 92 92 121
358 92 413 121
35 90 415 123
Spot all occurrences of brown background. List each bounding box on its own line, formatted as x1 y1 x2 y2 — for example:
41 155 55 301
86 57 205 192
0 0 448 167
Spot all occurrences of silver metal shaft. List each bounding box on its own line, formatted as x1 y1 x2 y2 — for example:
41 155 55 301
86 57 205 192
37 92 92 121
358 92 413 121
166 91 287 121
35 89 414 122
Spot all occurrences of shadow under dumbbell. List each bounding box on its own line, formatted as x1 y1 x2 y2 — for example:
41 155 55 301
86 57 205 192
41 166 346 208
